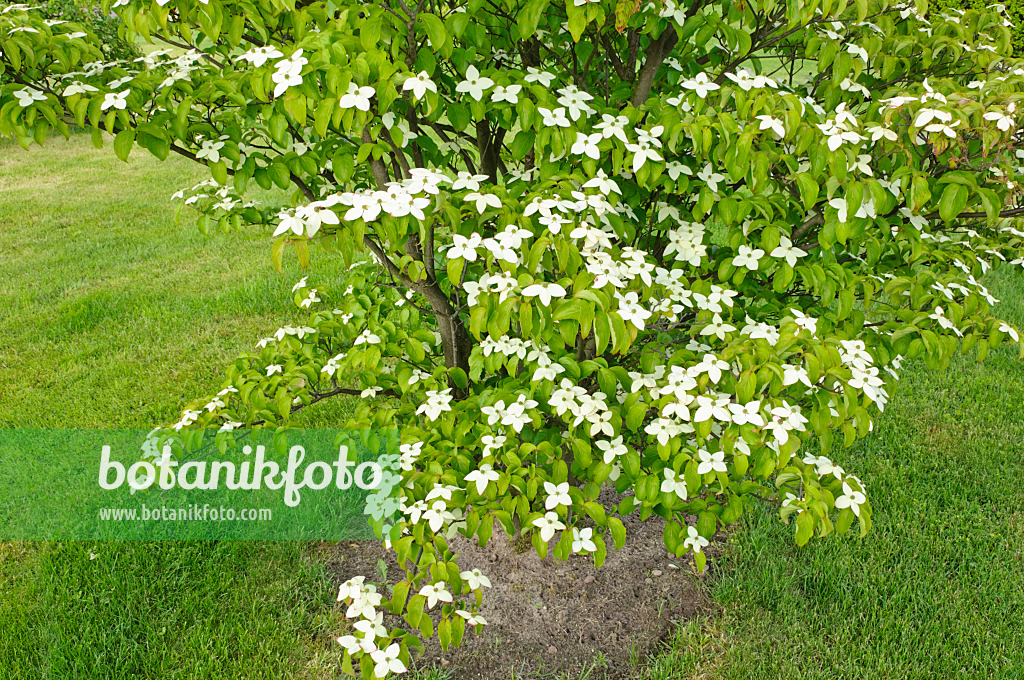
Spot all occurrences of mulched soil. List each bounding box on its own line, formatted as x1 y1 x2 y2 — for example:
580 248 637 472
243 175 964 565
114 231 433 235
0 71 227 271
316 490 718 679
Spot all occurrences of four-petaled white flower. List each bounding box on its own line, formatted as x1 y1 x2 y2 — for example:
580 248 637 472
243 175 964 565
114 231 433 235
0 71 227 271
340 82 375 111
572 527 597 553
196 139 224 163
455 65 494 101
522 282 567 306
418 582 453 609
62 81 97 97
532 511 566 542
14 87 47 108
834 482 867 516
464 192 502 214
617 291 652 329
683 526 709 553
571 132 603 159
544 481 572 510
697 449 728 475
464 463 500 494
596 436 627 464
415 388 453 421
732 245 764 271
697 164 726 193
681 72 720 98
100 89 130 111
538 106 571 128
661 468 688 499
460 568 492 590
755 114 785 138
354 329 382 345
491 84 521 104
770 236 807 266
525 67 555 86
370 644 407 678
240 45 283 67
402 71 436 100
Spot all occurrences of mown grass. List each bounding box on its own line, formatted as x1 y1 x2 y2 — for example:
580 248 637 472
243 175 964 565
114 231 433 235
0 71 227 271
0 134 354 679
653 268 1024 679
2 133 1023 680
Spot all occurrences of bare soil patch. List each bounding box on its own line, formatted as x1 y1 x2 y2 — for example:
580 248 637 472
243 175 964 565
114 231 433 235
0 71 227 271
317 500 714 680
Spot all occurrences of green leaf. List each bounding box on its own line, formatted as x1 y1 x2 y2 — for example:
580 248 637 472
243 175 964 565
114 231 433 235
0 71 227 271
607 517 626 549
113 129 134 162
420 13 448 52
516 0 550 37
794 173 819 213
795 510 814 546
938 183 968 222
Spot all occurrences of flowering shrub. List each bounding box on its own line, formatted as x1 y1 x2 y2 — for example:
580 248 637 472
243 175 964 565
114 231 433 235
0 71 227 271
4 0 1024 675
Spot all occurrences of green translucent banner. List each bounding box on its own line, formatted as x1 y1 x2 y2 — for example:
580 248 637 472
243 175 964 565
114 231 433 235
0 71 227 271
0 429 402 540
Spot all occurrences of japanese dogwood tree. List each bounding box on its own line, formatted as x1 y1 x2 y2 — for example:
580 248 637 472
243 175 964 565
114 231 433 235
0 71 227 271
4 0 1024 674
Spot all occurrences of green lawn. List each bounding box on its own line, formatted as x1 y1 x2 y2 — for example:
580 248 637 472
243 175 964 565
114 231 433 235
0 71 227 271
652 275 1024 678
1 134 1023 679
0 134 351 679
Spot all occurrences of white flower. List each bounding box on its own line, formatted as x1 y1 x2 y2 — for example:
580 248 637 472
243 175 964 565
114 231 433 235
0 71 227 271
354 330 382 345
999 322 1020 342
522 283 567 306
448 233 483 261
370 643 407 677
532 511 566 542
239 45 283 67
415 388 453 421
612 293 649 331
697 449 728 475
595 114 629 142
682 526 709 553
538 106 571 128
571 132 602 159
544 481 572 510
583 169 621 195
755 114 785 138
661 468 688 499
696 164 726 193
700 313 737 341
456 610 489 626
834 482 866 516
524 67 556 86
770 236 807 266
403 71 436 100
62 81 98 97
983 109 1015 132
491 84 521 104
681 72 720 98
455 65 494 101
728 401 764 426
196 140 225 163
460 568 492 590
266 364 283 376
829 197 848 223
596 436 627 464
866 125 898 143
418 582 453 609
732 245 764 271
14 87 47 108
464 463 500 494
572 527 597 553
271 49 307 97
340 82 375 111
464 192 502 213
100 90 130 111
